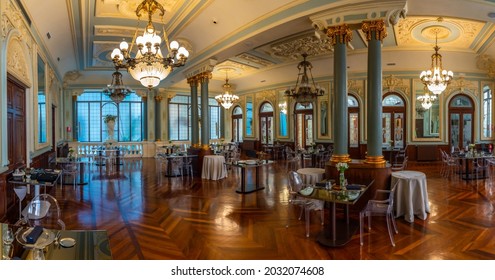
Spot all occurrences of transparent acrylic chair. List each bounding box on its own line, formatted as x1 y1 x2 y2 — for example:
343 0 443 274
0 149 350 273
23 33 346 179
26 194 65 230
287 171 324 237
359 180 399 246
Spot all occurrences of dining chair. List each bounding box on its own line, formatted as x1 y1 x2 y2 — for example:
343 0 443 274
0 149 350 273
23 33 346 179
181 157 194 177
287 171 324 237
285 147 300 171
61 162 78 189
391 156 408 171
26 194 65 230
359 180 399 246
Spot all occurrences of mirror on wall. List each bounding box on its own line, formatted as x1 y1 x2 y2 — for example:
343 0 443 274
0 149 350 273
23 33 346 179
319 100 328 136
245 96 253 136
37 54 47 144
413 81 441 140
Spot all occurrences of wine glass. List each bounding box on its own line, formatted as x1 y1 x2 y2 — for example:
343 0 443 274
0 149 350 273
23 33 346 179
2 227 14 246
32 248 45 260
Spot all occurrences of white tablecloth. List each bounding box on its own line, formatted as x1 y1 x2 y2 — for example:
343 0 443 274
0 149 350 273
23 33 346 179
202 155 227 180
296 168 325 184
392 170 430 223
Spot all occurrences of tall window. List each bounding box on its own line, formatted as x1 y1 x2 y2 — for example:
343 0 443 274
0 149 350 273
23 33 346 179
483 85 492 138
38 93 46 143
259 102 274 144
76 91 144 142
232 106 243 142
168 95 221 141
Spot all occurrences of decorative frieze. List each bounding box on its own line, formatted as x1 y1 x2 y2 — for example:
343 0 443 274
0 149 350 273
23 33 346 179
383 75 409 95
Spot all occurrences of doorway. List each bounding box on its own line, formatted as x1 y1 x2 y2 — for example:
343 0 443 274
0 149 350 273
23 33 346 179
449 94 474 151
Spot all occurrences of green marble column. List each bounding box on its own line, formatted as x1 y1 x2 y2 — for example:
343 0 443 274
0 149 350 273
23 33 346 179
327 24 352 163
188 77 199 146
362 20 387 165
200 72 212 148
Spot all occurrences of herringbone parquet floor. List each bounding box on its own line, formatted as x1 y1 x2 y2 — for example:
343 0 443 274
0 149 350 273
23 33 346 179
10 158 495 260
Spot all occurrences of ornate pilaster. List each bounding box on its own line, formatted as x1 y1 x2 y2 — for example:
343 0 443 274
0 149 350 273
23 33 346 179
154 93 163 141
362 19 387 166
327 24 352 164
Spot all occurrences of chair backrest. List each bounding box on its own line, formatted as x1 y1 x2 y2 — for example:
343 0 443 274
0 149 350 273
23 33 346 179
27 194 65 230
287 171 305 192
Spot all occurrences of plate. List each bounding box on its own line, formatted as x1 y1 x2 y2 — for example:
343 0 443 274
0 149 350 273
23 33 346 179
347 190 360 200
244 160 257 165
16 227 55 249
299 186 314 196
59 237 76 248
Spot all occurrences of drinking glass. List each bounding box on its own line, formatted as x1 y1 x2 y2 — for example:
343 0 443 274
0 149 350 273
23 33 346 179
2 228 14 246
32 248 45 260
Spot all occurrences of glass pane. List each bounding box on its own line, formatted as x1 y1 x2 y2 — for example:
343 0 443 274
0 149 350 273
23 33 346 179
297 114 304 149
296 103 313 110
483 85 492 138
450 113 460 149
279 111 288 137
451 95 472 107
348 95 359 107
320 101 328 136
261 117 267 143
233 106 242 115
260 103 273 112
382 113 392 147
463 113 472 148
349 112 359 147
382 94 404 106
305 115 313 146
37 55 47 144
394 113 404 148
267 116 273 143
246 98 253 136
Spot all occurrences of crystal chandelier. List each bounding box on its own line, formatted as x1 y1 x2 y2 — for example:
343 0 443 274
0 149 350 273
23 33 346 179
285 53 325 106
215 73 239 110
110 0 189 89
417 90 437 110
419 30 453 95
279 101 287 114
102 67 132 104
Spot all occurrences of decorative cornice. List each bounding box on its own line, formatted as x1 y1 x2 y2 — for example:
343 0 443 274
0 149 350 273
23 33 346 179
270 33 333 59
326 24 353 45
361 20 387 42
446 77 477 94
383 75 409 94
184 58 217 79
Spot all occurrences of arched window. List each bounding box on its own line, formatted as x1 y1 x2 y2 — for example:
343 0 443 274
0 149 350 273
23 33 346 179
483 85 492 138
259 102 274 144
232 106 243 142
449 94 474 149
382 93 406 149
348 95 359 148
294 102 313 148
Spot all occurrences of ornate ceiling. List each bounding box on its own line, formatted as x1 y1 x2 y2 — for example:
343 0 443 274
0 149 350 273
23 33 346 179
18 0 495 93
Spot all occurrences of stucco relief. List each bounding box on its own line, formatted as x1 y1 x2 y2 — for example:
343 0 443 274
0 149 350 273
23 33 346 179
270 34 333 60
255 90 277 105
6 1 32 46
7 36 30 85
445 77 477 97
347 79 364 97
383 75 409 95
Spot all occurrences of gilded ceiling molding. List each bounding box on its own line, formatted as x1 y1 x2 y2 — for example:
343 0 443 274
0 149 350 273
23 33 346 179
326 24 353 46
361 20 387 42
7 36 30 86
347 79 364 97
270 33 333 59
383 75 409 95
235 53 274 68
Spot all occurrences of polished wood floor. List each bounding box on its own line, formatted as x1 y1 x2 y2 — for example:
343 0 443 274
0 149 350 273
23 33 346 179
9 158 495 260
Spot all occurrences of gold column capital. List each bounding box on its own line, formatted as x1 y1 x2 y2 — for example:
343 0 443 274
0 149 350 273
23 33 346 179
198 71 212 83
330 154 352 163
154 95 163 102
187 76 199 86
361 20 387 42
326 24 353 46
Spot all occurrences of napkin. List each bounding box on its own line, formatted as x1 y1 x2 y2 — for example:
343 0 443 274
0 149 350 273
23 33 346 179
26 226 44 244
346 184 362 190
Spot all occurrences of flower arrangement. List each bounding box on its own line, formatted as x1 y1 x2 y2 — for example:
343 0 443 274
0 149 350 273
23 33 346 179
103 114 117 123
68 148 75 160
336 162 349 173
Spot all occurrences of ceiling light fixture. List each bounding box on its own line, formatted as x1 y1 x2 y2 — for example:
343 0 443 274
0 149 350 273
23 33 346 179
110 0 189 89
419 29 453 95
416 88 437 110
284 53 325 106
102 67 132 104
215 72 239 110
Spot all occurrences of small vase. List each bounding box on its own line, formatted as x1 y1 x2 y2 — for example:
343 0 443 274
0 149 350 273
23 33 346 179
339 172 345 188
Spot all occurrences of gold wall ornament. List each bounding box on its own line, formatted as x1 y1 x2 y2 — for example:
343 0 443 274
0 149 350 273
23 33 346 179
383 75 409 94
361 20 387 42
326 24 353 46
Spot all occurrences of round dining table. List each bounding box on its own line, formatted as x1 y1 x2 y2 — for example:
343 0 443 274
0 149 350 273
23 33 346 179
296 168 325 184
202 155 227 180
391 170 430 223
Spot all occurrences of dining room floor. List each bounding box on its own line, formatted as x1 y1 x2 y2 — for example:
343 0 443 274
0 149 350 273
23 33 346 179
5 157 495 260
